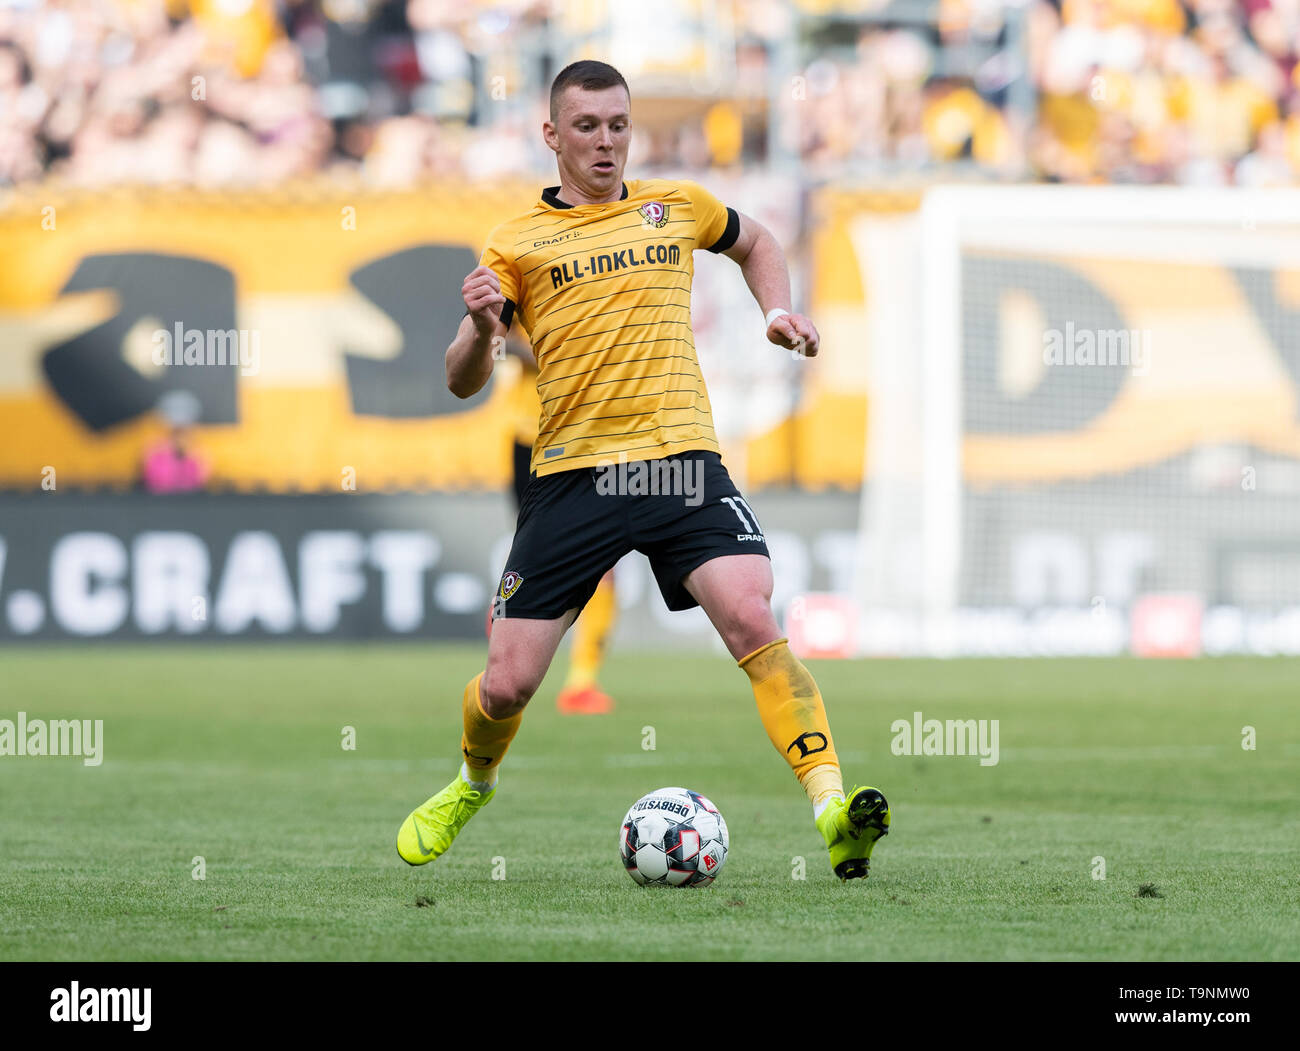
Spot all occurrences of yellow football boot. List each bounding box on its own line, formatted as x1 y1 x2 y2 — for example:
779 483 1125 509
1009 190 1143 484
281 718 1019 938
815 786 890 880
397 774 496 866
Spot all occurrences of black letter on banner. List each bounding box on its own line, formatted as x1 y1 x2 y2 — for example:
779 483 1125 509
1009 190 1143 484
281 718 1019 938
41 254 238 431
344 244 491 418
962 257 1128 434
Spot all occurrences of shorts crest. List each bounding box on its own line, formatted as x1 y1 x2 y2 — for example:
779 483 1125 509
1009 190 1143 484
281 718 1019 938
499 570 524 601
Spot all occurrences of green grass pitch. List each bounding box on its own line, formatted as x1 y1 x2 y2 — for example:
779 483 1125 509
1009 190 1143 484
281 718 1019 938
1 647 1297 961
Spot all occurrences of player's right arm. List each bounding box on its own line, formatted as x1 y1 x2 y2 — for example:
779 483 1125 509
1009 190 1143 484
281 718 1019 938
446 265 507 399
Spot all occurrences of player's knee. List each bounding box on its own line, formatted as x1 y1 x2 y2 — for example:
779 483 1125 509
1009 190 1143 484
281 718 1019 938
722 594 780 655
479 668 536 718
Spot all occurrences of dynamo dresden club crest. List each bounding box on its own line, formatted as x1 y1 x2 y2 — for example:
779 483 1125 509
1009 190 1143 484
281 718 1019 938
638 201 670 228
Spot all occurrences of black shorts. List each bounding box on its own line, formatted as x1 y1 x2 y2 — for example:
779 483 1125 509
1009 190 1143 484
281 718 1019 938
495 449 770 620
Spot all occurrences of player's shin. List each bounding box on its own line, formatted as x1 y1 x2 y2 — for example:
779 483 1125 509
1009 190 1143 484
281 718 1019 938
460 672 521 788
737 637 844 814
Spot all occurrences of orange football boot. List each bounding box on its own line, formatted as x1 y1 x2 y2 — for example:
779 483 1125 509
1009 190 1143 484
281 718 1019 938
556 684 614 714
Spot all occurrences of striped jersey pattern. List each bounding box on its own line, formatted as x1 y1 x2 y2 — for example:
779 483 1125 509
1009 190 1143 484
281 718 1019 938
480 178 739 476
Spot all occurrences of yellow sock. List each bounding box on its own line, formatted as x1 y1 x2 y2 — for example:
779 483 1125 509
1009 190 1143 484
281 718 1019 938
738 638 844 808
459 672 521 783
564 575 617 690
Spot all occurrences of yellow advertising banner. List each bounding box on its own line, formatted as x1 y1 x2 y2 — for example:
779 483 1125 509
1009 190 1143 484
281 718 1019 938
7 180 1297 496
0 180 878 493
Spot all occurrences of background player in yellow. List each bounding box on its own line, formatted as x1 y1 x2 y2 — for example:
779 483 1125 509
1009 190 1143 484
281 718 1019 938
398 60 890 880
498 330 618 716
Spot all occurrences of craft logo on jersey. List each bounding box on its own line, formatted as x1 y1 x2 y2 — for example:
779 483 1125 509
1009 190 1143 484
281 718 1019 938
638 201 670 229
499 570 524 601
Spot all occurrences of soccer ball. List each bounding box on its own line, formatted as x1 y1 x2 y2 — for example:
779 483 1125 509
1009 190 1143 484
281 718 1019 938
619 787 729 887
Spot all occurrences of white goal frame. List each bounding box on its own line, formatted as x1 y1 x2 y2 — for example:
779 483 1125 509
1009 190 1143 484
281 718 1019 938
856 185 1300 655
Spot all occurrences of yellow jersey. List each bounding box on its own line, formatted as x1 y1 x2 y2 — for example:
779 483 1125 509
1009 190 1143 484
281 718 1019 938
504 355 541 447
480 178 739 476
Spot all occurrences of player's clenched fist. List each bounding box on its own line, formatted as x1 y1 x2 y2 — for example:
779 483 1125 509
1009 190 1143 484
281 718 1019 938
463 265 505 332
767 312 820 357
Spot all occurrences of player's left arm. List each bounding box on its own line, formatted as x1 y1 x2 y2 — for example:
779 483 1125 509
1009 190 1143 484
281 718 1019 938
721 211 818 357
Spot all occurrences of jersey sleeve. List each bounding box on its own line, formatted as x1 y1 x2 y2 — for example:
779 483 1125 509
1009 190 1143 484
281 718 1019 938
681 180 740 254
477 224 522 331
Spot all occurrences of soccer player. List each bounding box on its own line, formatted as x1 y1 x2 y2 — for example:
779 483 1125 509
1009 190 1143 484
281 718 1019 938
398 60 890 880
498 332 619 715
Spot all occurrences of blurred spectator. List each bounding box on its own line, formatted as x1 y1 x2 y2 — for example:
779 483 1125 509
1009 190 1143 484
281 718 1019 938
1 0 1298 187
142 426 210 492
142 391 210 494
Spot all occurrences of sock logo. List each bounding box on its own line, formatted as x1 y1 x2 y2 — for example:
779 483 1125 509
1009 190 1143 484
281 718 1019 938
786 731 829 758
462 745 494 767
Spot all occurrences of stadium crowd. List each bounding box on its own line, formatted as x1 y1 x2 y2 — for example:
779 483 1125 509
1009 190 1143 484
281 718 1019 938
2 0 1300 187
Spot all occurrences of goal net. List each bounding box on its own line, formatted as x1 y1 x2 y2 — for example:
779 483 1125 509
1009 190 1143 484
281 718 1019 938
854 186 1300 656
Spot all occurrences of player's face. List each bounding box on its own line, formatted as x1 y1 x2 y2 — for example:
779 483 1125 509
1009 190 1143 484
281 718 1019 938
546 86 630 202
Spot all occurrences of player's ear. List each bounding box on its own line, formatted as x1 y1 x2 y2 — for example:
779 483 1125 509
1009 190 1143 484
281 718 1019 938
542 121 559 153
